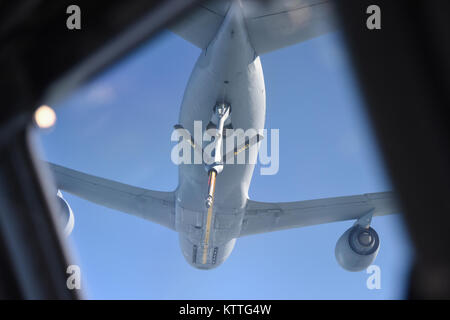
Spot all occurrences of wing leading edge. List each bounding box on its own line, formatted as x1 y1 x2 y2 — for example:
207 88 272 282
240 192 399 236
48 163 176 230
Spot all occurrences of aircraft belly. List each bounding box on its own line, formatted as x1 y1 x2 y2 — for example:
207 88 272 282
175 2 266 269
177 48 265 211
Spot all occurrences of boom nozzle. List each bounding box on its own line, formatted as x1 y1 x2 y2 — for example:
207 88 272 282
205 169 217 208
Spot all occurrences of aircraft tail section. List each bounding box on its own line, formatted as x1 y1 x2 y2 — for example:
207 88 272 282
169 0 336 55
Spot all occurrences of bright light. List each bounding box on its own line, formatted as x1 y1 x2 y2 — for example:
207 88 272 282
34 105 56 129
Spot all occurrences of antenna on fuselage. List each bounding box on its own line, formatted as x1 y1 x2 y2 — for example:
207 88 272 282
222 80 229 104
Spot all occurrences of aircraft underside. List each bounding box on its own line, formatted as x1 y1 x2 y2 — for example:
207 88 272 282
175 1 265 269
49 0 399 272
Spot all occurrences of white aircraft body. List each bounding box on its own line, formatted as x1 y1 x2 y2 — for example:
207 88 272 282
49 0 399 271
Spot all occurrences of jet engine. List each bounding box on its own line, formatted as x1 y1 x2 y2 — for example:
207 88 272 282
335 225 379 272
56 190 74 236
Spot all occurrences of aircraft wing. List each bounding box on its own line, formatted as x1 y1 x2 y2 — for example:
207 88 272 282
48 163 176 230
169 0 336 54
240 192 399 236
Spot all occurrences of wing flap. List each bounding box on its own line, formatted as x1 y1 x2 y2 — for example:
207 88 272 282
48 163 176 230
241 192 399 236
170 0 336 53
243 0 336 54
168 1 229 49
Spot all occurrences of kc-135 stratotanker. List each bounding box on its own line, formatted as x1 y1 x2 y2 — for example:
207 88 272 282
48 0 399 271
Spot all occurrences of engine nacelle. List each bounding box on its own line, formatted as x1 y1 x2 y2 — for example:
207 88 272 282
56 190 74 236
335 225 379 272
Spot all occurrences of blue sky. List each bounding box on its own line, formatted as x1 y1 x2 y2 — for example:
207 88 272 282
37 28 413 299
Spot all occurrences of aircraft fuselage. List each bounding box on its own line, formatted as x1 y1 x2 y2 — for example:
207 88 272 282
175 4 266 269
